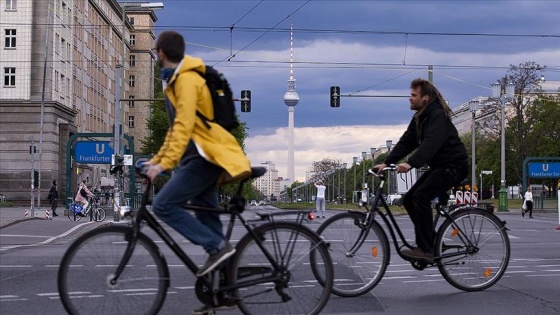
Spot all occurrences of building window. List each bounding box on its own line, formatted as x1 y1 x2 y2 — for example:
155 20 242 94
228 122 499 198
129 17 135 26
128 95 135 107
128 116 135 128
129 75 135 87
129 55 136 67
54 70 59 91
4 29 16 48
3 67 15 86
129 34 136 46
6 0 17 10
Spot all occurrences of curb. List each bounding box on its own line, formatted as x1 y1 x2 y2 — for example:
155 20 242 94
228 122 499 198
0 217 42 229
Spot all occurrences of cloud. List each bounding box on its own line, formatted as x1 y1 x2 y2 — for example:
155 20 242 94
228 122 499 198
245 125 408 182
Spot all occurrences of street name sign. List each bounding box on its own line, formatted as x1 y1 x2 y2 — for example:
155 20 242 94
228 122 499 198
74 141 114 164
528 162 560 178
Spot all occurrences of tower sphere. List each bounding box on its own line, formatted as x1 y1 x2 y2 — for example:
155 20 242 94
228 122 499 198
284 90 300 107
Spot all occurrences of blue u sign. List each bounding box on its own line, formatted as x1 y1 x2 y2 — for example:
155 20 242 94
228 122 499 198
528 162 560 178
74 141 114 164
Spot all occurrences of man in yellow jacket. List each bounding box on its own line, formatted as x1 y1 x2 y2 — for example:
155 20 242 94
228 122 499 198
145 31 251 288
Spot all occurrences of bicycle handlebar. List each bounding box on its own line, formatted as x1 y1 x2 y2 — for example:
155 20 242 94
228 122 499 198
368 164 397 179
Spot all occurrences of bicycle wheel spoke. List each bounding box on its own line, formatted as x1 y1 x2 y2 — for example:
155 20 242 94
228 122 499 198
315 212 389 297
58 226 168 315
435 209 510 291
230 222 332 315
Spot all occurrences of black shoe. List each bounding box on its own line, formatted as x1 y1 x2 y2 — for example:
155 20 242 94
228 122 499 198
521 210 525 217
192 302 236 315
197 243 236 277
529 216 534 218
53 213 59 217
401 247 434 263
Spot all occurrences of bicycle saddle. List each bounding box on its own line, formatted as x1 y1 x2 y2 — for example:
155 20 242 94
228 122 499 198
250 167 267 179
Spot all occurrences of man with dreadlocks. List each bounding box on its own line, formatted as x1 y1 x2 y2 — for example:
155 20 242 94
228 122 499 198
374 78 468 263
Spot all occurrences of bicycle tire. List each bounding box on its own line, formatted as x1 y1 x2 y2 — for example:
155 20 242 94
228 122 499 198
228 222 333 315
58 225 169 315
92 207 106 221
314 211 389 297
67 206 82 222
434 207 510 291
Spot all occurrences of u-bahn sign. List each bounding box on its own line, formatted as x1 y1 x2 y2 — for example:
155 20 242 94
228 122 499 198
74 141 114 164
528 162 560 178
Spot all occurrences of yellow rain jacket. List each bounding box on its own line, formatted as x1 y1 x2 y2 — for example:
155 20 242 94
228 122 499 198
150 56 251 184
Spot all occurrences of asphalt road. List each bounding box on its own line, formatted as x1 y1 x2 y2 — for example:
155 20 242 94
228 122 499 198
1 206 559 315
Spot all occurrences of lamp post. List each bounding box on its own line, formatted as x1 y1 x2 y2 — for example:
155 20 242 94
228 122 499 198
343 162 347 203
370 147 376 192
386 140 393 194
361 151 367 187
337 164 341 203
353 156 357 203
492 81 515 211
469 100 479 205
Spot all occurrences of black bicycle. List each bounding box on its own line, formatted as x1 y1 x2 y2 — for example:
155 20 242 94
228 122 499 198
57 165 333 315
314 165 510 297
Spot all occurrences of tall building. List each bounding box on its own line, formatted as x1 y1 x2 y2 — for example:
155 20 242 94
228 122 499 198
252 161 280 201
0 0 159 203
283 24 299 184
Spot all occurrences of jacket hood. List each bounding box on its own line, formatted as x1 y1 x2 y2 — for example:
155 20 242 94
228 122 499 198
168 55 206 85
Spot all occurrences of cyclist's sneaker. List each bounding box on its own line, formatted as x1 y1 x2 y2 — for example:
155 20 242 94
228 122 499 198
197 243 236 277
192 302 236 315
401 247 433 263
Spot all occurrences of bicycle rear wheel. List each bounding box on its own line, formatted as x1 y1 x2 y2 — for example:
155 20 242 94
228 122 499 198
67 205 82 221
435 208 510 291
92 207 106 221
314 211 389 297
228 222 333 315
58 225 169 315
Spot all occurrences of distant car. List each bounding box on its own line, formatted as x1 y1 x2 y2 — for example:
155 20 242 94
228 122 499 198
250 200 257 206
386 194 402 205
259 200 267 206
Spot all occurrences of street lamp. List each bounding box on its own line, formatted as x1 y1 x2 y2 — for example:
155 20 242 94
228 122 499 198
342 162 347 203
386 140 393 194
492 81 515 211
337 164 341 203
370 147 376 192
469 99 479 204
353 156 357 203
361 151 367 188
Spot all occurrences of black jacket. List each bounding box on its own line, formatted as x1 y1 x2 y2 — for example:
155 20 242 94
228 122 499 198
385 101 468 169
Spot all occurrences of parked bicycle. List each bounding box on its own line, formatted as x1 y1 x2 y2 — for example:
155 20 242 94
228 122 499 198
57 165 333 315
313 165 510 297
67 195 106 222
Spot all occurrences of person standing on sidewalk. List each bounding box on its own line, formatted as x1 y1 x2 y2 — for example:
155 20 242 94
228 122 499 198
523 189 534 218
315 181 327 218
48 180 59 217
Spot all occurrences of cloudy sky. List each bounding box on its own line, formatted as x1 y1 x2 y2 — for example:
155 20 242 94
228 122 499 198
149 0 560 182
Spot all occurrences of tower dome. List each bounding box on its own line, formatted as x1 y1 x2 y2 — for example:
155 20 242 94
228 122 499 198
284 90 299 107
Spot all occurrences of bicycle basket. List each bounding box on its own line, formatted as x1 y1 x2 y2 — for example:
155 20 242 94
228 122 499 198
70 203 83 214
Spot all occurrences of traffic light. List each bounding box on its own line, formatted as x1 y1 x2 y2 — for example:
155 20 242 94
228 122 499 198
330 86 340 107
240 90 251 112
33 170 39 188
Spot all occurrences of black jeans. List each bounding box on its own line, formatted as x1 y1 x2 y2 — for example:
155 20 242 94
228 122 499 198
402 165 468 253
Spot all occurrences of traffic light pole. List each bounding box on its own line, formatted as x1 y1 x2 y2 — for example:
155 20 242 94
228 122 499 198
30 141 36 217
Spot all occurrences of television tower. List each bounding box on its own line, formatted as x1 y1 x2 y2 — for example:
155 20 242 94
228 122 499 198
283 24 299 183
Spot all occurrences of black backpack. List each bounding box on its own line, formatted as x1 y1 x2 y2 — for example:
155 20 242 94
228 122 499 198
195 66 239 132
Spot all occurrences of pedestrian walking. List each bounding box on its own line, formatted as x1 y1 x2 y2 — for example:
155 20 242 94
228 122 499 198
47 180 59 217
522 189 533 218
315 181 327 218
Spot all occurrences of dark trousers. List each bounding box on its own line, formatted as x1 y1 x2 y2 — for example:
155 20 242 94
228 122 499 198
50 198 58 214
526 200 533 217
402 165 467 253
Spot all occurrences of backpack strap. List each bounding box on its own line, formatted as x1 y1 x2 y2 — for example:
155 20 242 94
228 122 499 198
168 70 213 130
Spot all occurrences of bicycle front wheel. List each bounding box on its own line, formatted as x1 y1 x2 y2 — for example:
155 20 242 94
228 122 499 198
92 208 106 221
315 211 389 297
58 225 169 315
229 222 333 315
435 208 510 291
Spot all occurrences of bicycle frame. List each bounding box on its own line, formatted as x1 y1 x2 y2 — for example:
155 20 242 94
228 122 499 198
109 167 316 296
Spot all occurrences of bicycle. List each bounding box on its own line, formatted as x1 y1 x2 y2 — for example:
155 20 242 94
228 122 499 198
67 196 106 222
57 165 333 315
313 165 510 297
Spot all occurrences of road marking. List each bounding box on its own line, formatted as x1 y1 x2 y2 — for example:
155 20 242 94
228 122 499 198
1 234 53 238
525 274 560 277
403 279 445 283
0 222 95 252
0 265 32 268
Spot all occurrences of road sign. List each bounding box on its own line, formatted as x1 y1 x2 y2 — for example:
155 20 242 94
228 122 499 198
481 170 493 175
74 141 114 164
528 162 560 178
